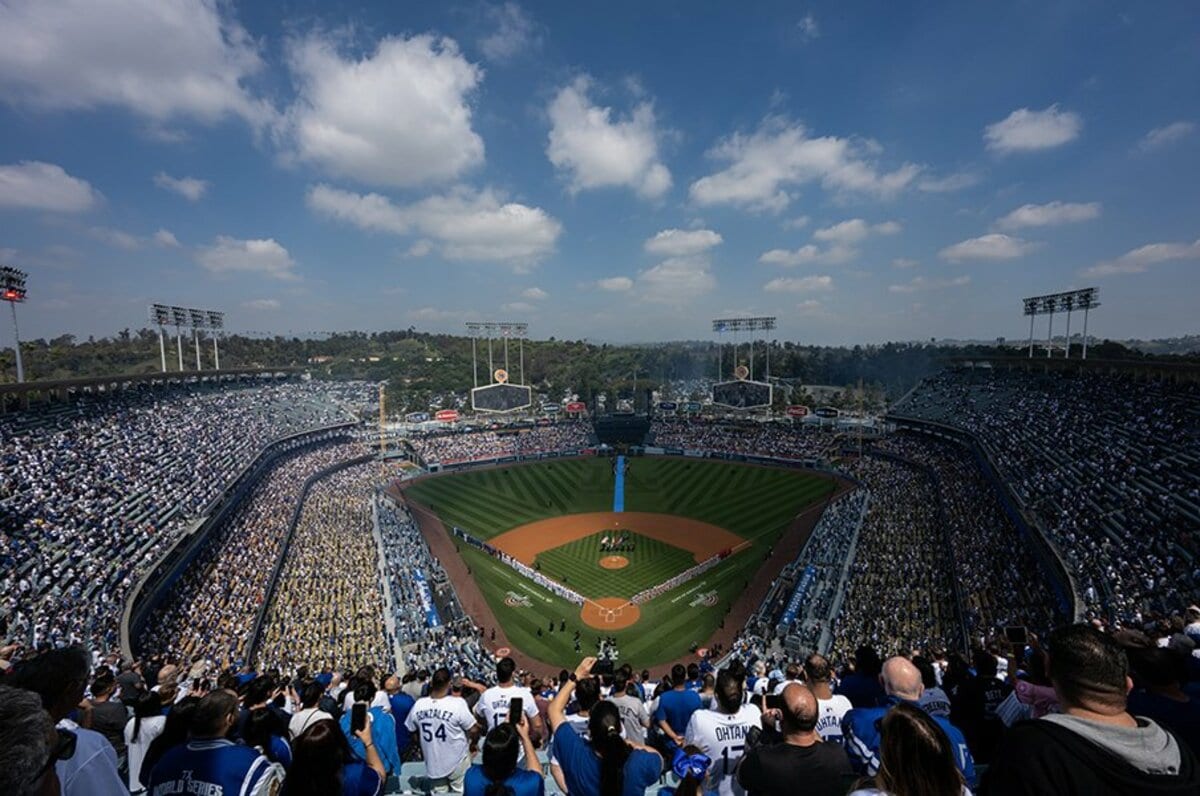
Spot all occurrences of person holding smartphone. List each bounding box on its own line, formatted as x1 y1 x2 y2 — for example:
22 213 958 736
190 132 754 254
464 711 545 796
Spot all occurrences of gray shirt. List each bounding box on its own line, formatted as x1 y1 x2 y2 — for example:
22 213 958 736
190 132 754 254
610 693 650 744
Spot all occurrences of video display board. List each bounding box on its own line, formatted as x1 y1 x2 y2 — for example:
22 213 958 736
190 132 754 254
711 379 772 409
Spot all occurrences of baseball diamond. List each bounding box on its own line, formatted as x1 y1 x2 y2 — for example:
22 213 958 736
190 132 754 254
403 455 838 667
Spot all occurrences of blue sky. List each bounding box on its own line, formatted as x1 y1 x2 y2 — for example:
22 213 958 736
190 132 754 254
0 0 1197 344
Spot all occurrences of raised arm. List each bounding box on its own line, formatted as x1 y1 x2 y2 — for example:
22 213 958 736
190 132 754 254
548 657 595 732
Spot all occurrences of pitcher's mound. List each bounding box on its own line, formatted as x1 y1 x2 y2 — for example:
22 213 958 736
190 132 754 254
581 597 641 630
599 555 629 570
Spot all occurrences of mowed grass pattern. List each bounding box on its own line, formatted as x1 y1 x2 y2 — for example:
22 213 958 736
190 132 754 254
534 532 696 600
406 457 836 666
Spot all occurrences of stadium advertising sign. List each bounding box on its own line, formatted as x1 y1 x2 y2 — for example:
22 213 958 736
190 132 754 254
435 409 460 422
683 401 703 413
786 405 810 417
542 403 561 414
565 401 587 414
658 401 678 412
406 411 430 422
814 406 840 419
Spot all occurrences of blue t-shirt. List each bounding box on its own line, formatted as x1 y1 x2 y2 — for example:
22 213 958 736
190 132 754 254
553 723 661 796
147 738 278 796
389 692 416 756
464 765 545 796
655 689 703 735
341 759 383 796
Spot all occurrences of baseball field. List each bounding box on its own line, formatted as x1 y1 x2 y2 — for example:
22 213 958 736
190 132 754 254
403 456 835 667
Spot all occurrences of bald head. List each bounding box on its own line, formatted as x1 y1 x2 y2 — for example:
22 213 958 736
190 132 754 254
881 657 924 701
384 676 400 694
780 683 818 734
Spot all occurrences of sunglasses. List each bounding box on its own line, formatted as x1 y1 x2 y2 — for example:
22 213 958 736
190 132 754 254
32 728 77 784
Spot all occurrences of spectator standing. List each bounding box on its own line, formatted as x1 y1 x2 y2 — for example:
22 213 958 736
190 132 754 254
464 714 545 796
146 691 283 796
404 668 480 792
124 693 166 794
341 682 402 780
475 657 542 740
0 684 63 796
656 664 703 751
12 646 126 796
609 671 651 744
988 624 1199 794
290 682 335 740
847 702 967 796
685 669 762 796
837 647 885 709
87 671 128 762
842 656 976 788
285 719 385 796
804 654 853 745
385 676 416 760
547 657 661 796
738 684 855 796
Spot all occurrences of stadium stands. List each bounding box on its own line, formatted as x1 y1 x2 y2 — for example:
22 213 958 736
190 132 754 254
407 421 593 465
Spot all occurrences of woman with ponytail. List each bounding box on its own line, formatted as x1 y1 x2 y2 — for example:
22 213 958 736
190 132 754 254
465 712 544 796
548 657 662 796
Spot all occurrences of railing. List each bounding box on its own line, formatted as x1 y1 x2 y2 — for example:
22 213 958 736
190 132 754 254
120 422 357 660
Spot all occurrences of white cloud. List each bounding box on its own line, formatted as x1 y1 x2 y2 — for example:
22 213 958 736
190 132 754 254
283 33 484 188
891 257 919 269
243 298 281 310
0 0 269 126
887 275 971 294
546 76 672 199
783 215 810 230
1137 121 1196 152
196 235 298 280
689 116 920 211
154 172 209 201
154 229 180 247
797 13 820 42
1082 239 1200 277
501 301 535 313
763 275 834 293
636 256 715 305
939 233 1036 262
996 201 1101 230
984 104 1082 153
595 276 633 292
307 184 561 266
521 286 548 300
795 299 825 316
759 245 823 267
643 228 722 257
812 218 901 244
0 161 100 212
917 171 981 192
89 226 141 250
408 306 474 323
479 2 540 63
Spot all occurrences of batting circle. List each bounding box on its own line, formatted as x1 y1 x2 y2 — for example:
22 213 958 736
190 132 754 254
599 555 629 570
580 597 640 630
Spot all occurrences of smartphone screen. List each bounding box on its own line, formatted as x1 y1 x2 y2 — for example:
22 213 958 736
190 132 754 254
1004 625 1028 645
508 697 523 724
764 694 784 712
351 703 367 733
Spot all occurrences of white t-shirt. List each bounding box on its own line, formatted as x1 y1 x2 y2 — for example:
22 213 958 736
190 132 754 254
475 684 538 730
684 704 762 796
814 694 853 744
343 689 391 714
123 714 166 793
772 679 804 695
405 695 478 778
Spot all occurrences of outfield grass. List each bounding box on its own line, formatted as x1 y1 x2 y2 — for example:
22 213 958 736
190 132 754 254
406 457 834 667
535 532 696 600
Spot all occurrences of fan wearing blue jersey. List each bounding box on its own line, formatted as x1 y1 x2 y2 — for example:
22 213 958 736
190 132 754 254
147 690 284 796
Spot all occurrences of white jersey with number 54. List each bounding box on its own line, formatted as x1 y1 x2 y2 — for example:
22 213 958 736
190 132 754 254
404 694 477 778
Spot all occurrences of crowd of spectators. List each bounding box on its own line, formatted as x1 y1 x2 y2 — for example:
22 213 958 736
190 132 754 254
258 462 391 674
408 422 594 465
377 501 492 680
649 418 833 460
5 613 1198 796
139 441 366 667
891 368 1200 625
0 380 368 655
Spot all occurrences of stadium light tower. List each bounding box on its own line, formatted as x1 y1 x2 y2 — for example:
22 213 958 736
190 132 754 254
149 304 171 372
711 316 777 380
1021 288 1100 359
1 266 28 383
189 308 208 371
170 306 189 370
207 310 224 369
